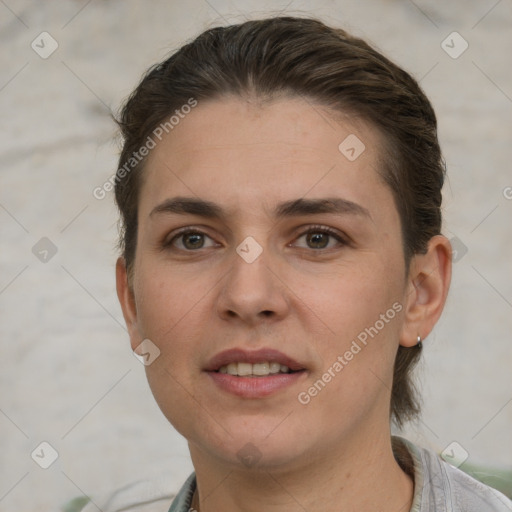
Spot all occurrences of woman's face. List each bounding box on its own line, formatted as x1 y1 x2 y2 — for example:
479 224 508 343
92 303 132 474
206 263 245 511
120 96 412 470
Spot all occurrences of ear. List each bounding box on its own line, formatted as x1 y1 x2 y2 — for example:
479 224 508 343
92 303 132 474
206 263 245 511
399 235 452 347
116 257 140 351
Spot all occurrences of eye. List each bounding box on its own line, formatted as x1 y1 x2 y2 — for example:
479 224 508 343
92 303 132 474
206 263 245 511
166 229 218 251
293 226 346 250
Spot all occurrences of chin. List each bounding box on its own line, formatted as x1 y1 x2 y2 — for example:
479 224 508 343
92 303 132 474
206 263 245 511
186 414 314 470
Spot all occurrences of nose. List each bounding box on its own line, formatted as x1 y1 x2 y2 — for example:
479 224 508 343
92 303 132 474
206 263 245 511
216 244 290 326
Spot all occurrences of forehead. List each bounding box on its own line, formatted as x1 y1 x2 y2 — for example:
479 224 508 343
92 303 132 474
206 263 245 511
139 96 391 219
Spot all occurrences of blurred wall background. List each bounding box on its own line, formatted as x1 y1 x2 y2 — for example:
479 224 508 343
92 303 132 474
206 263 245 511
0 1 511 510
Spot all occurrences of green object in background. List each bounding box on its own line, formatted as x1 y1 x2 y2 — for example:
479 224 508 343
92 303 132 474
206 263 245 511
61 495 90 512
460 463 512 500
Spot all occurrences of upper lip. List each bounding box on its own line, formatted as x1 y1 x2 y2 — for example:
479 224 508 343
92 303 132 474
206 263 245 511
205 348 306 372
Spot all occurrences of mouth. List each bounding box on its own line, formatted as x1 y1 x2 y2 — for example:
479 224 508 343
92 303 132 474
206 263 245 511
204 348 307 398
205 347 306 373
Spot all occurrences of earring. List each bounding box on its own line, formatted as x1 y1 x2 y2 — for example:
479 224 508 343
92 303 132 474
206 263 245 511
416 335 422 349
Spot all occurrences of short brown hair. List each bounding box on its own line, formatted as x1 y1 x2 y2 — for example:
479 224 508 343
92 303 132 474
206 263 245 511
115 16 445 426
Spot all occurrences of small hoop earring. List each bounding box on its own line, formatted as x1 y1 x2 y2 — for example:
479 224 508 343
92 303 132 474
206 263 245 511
416 335 422 349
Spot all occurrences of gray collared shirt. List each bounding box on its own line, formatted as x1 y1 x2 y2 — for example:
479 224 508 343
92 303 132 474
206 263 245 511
73 437 512 511
168 437 512 511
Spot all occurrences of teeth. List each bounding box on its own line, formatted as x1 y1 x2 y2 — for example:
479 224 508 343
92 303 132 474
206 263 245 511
269 362 281 374
253 362 270 376
227 363 238 376
237 362 252 376
218 362 293 376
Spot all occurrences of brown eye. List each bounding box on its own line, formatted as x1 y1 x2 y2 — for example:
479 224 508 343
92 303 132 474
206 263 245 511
293 226 346 250
306 232 330 249
166 230 217 251
182 232 205 250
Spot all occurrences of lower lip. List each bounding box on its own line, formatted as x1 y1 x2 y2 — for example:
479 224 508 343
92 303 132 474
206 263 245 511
206 371 306 398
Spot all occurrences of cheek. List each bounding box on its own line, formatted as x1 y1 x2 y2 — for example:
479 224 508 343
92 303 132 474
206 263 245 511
144 360 196 441
296 271 403 427
135 265 211 436
132 263 210 416
295 257 405 414
295 258 403 343
134 261 208 340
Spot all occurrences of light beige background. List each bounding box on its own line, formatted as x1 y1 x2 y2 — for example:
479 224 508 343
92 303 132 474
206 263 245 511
0 1 511 510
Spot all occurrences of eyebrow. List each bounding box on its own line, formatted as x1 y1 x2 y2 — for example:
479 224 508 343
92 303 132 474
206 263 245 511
150 196 372 221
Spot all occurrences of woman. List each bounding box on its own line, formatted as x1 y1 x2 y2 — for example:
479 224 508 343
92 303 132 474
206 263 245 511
110 16 511 512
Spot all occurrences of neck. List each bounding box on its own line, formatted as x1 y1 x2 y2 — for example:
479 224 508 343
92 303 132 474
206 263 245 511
188 428 413 512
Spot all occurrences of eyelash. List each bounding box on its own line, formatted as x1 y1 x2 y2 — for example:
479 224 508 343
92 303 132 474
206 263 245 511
164 225 348 252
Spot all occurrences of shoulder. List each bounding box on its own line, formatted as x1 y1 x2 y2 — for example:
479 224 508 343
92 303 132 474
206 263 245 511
394 436 512 512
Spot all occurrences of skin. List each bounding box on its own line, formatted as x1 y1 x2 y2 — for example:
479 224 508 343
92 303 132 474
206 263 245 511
117 96 452 512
